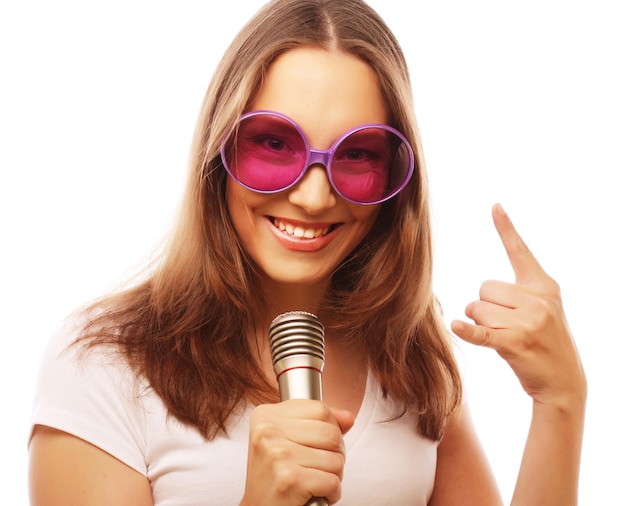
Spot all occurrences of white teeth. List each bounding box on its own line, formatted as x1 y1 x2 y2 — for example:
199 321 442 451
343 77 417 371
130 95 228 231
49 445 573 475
273 218 330 239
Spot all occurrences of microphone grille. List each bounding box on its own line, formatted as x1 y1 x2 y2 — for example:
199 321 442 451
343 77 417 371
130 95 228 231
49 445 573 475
269 311 325 371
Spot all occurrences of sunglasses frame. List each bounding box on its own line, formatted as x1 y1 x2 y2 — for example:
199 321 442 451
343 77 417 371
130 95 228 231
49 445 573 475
220 110 415 205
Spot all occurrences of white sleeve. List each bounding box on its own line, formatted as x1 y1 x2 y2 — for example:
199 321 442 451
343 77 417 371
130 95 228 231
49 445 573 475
30 317 149 476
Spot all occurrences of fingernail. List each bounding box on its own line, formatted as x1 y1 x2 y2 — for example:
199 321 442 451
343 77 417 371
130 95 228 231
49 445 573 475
451 320 466 333
494 203 507 217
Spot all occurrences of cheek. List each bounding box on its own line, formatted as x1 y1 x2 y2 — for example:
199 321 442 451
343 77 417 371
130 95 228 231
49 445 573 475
226 176 255 208
356 205 380 225
351 205 381 239
226 178 274 249
226 179 253 238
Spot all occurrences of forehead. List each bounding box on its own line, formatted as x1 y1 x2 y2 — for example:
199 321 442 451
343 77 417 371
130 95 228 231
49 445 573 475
249 47 389 147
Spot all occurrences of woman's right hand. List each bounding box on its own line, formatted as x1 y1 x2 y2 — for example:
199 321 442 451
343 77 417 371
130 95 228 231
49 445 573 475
240 400 354 506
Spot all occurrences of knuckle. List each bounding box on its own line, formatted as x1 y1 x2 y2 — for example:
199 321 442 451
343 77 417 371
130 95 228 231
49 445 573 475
546 276 562 298
326 475 343 504
477 326 494 347
528 296 559 327
267 443 291 463
249 420 277 449
321 424 344 450
309 400 332 420
274 466 299 495
330 451 346 475
479 279 497 299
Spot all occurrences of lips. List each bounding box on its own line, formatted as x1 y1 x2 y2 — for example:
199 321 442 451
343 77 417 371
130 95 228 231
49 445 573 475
271 217 334 239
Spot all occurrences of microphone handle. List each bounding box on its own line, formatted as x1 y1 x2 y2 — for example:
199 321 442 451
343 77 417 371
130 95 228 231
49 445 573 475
277 370 328 506
269 311 328 506
277 367 323 402
306 499 328 506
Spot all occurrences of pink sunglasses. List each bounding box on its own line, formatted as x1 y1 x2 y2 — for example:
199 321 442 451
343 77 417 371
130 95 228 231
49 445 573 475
220 110 414 205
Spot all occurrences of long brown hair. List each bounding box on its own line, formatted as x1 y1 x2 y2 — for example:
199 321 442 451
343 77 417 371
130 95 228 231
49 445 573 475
77 0 461 442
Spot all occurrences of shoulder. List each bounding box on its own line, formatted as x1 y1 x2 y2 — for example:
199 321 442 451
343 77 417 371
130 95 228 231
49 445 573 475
30 312 150 475
35 312 137 401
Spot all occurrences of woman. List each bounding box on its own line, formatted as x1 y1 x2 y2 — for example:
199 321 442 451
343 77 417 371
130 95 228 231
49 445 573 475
28 1 586 504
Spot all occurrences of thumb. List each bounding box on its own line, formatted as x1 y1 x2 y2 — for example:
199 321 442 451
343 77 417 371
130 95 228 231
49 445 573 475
330 407 355 434
451 319 494 349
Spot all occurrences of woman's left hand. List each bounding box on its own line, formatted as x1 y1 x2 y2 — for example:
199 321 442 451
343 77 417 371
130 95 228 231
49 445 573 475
451 203 586 408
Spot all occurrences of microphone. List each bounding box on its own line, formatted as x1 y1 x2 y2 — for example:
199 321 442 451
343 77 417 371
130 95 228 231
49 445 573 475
268 311 327 506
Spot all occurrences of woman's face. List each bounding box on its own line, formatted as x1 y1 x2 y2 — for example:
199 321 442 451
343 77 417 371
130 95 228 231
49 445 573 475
226 47 389 289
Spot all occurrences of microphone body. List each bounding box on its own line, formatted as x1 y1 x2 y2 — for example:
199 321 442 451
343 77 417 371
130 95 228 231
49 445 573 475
269 311 328 506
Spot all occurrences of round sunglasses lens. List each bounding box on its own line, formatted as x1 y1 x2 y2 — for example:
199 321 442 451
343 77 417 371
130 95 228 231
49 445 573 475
330 128 411 204
223 114 306 192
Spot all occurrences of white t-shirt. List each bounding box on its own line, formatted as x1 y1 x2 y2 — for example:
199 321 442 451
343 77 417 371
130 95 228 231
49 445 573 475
30 318 438 505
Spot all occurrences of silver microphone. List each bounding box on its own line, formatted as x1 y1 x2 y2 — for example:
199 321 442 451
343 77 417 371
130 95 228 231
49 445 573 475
268 311 328 506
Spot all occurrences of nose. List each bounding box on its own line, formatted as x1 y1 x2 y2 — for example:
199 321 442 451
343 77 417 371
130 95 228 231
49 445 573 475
288 164 337 215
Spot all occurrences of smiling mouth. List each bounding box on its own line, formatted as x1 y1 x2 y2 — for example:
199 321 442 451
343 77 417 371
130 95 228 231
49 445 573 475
271 217 336 239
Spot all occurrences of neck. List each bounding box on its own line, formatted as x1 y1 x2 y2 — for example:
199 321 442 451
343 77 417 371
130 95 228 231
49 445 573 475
248 277 330 378
259 276 330 321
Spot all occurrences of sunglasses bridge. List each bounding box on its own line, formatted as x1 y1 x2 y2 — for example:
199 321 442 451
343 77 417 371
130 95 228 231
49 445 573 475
304 149 333 171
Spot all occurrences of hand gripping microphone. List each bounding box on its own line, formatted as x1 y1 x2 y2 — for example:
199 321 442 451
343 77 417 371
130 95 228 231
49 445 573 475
268 311 328 506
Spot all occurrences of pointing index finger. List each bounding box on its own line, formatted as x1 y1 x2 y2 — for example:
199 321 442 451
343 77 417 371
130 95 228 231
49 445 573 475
492 203 545 284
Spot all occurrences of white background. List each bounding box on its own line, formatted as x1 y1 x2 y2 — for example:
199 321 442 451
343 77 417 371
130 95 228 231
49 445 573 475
1 0 624 503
